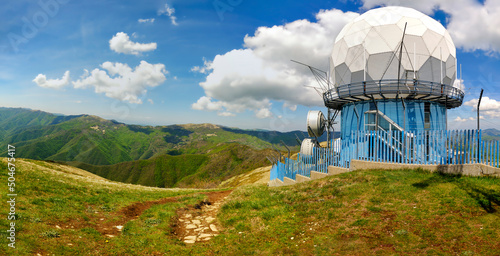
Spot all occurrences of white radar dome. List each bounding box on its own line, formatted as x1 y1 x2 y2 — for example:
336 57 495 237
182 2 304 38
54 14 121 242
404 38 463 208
330 6 457 88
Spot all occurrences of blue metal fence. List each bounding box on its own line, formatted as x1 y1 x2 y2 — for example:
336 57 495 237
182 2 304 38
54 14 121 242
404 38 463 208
271 129 500 182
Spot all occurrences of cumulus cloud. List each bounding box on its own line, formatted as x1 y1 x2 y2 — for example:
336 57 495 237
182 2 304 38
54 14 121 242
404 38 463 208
33 71 70 89
73 61 167 104
361 0 500 53
158 3 178 25
138 18 155 23
464 97 500 118
255 108 273 119
147 99 154 104
109 32 157 55
192 96 223 111
192 9 359 118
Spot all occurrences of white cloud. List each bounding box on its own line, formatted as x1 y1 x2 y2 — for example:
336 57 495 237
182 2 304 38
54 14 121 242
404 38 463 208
454 116 474 122
283 102 297 111
218 111 236 117
73 61 167 104
158 3 178 25
192 96 223 111
109 32 157 55
361 0 500 53
464 97 500 118
147 99 154 104
255 108 273 119
191 58 213 74
33 71 70 89
192 9 359 118
138 18 155 23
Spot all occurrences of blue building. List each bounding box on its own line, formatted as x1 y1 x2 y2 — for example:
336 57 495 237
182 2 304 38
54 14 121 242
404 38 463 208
270 7 500 186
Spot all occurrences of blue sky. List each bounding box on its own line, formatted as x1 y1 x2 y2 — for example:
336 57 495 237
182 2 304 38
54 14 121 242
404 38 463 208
1 0 500 131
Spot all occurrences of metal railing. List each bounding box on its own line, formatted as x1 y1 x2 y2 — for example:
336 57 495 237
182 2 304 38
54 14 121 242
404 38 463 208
270 129 500 182
323 79 464 110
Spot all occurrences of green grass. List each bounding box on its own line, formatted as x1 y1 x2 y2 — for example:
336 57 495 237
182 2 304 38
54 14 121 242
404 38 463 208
2 158 498 255
0 158 210 255
209 168 500 255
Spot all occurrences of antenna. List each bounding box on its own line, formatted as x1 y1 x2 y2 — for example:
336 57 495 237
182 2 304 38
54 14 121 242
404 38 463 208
280 140 291 159
266 156 275 164
477 89 484 131
440 47 443 84
327 57 331 91
397 22 408 95
477 88 484 161
460 64 463 90
291 60 329 92
414 42 416 79
295 134 302 146
363 40 366 81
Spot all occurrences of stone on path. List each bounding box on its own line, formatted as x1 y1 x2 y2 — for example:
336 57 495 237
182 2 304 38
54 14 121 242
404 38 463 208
186 224 197 229
184 235 197 244
209 224 218 232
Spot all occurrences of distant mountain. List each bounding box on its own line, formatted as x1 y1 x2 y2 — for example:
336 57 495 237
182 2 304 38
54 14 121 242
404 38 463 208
482 128 500 141
69 143 272 188
0 107 312 164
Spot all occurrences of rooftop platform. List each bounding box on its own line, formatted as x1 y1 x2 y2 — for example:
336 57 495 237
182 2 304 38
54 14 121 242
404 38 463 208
323 79 464 110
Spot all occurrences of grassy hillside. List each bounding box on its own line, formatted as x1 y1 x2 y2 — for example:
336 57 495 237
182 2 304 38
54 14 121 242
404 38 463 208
0 108 305 166
0 158 209 255
215 169 500 255
2 159 499 255
69 143 273 188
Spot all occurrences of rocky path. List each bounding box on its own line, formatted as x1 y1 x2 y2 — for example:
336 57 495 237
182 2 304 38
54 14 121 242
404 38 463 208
174 190 232 244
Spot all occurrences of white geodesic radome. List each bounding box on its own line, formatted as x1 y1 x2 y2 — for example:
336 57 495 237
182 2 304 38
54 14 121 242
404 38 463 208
330 6 457 88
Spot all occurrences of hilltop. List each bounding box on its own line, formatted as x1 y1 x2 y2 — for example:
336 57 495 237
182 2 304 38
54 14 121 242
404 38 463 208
1 159 499 255
0 107 313 188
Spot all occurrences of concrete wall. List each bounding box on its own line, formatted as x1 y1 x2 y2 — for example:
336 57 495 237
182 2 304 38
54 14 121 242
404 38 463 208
268 160 500 187
350 160 500 177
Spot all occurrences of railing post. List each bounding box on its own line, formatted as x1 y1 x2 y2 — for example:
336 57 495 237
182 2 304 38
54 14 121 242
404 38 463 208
478 129 482 163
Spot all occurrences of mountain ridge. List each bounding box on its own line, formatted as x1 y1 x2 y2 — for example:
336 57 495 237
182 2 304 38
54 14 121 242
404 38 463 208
0 107 308 188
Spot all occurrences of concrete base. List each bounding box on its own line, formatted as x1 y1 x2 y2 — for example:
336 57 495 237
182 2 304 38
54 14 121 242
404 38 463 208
295 174 311 183
328 166 350 175
269 160 500 187
350 160 500 177
268 178 284 187
283 177 297 185
311 171 328 180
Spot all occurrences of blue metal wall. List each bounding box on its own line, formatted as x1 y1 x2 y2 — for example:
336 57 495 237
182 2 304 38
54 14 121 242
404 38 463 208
341 100 446 139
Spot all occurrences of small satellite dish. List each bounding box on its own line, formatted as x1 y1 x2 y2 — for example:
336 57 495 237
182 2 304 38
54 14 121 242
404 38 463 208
300 138 319 155
306 110 326 137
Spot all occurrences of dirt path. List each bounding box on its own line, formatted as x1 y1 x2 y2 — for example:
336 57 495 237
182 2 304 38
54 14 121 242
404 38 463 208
172 190 233 244
53 190 232 243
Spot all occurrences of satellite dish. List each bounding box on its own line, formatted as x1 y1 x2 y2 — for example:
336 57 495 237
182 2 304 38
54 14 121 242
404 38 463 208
300 138 319 155
307 110 326 137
